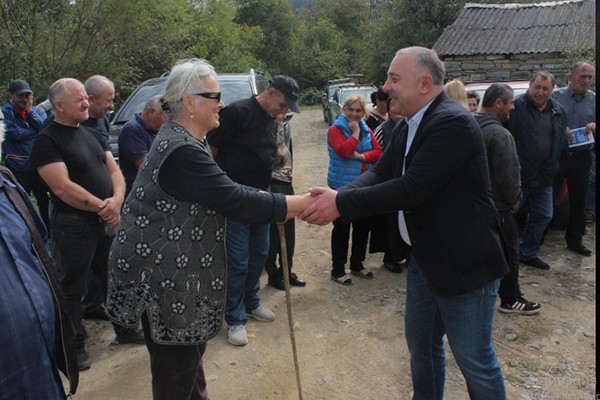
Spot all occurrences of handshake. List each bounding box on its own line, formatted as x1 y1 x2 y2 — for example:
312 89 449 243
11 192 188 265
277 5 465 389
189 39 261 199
286 187 340 225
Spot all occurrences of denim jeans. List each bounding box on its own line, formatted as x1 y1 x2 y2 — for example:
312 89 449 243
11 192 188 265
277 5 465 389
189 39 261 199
405 257 505 400
50 208 107 349
224 218 269 326
515 185 553 259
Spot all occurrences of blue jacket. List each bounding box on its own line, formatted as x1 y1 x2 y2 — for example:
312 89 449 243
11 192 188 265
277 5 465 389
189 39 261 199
1 102 47 173
508 93 567 187
327 115 375 189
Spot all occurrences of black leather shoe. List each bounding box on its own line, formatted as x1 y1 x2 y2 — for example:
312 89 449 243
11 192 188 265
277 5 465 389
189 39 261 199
384 261 403 273
289 273 307 287
115 329 145 345
520 256 550 270
77 351 91 371
567 243 592 256
268 277 285 291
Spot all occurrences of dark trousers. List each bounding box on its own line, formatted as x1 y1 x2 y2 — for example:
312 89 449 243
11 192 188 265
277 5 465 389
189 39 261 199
554 151 591 246
141 313 210 400
11 169 50 231
497 209 521 303
331 216 371 277
265 180 295 280
50 208 109 350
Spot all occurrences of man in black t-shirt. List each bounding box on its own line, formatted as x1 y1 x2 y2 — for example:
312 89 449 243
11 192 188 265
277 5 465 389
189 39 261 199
30 78 126 371
207 76 301 347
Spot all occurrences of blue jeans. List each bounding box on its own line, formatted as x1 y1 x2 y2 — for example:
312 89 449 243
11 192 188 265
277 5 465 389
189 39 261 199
515 185 553 259
224 219 269 326
405 257 505 400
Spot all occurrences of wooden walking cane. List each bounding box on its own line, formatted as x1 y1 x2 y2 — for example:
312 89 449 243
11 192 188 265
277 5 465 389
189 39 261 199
277 222 304 400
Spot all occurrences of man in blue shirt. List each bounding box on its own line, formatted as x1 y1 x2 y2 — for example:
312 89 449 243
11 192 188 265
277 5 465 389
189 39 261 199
1 79 50 229
552 61 596 256
0 119 78 399
118 95 166 196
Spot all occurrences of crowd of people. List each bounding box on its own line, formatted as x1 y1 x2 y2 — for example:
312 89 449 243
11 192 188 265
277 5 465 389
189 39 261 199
0 47 595 399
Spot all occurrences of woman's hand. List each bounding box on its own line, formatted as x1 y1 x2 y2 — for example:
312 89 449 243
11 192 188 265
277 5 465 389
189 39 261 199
351 151 366 162
348 120 360 137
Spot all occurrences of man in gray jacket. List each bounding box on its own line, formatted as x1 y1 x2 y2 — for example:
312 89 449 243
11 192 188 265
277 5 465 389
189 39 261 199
475 84 541 315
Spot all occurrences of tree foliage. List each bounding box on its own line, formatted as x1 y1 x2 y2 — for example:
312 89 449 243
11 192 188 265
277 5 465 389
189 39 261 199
0 0 595 105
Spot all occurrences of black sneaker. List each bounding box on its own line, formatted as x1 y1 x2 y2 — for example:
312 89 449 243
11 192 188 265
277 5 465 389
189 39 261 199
498 297 541 315
77 351 91 371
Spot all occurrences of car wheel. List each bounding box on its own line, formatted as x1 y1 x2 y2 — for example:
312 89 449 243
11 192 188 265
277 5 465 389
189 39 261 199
327 111 333 126
323 108 328 123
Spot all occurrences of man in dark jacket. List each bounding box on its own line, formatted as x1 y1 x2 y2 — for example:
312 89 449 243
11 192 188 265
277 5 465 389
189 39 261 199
301 46 508 399
508 72 568 270
475 83 541 315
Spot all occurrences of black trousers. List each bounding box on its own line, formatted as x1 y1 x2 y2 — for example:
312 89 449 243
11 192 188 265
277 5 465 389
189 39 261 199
554 150 591 246
331 216 371 276
497 209 521 303
141 313 209 400
265 180 295 280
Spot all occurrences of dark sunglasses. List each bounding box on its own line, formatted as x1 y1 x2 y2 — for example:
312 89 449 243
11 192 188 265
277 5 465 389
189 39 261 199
191 92 221 101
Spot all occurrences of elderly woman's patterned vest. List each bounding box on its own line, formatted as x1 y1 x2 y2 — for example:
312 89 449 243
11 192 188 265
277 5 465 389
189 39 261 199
106 122 226 345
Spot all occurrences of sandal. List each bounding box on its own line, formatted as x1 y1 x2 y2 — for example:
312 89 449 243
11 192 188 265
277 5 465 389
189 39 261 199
351 268 374 279
330 274 353 285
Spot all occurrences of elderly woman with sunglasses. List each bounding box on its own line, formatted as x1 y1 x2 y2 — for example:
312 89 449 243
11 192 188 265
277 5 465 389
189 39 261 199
106 58 314 400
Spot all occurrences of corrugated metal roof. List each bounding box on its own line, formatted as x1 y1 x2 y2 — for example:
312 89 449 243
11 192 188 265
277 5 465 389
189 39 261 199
433 0 596 56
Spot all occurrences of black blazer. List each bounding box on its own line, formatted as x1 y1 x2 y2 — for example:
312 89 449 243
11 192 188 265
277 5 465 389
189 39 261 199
337 92 509 297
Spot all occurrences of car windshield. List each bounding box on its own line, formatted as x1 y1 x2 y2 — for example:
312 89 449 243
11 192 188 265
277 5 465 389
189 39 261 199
112 76 255 125
339 88 376 109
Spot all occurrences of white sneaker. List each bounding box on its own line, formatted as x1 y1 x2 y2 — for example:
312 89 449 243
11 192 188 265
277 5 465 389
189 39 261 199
246 305 275 322
227 325 248 346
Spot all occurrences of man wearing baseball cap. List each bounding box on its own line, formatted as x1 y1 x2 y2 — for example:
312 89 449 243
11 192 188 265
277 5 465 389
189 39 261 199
207 74 301 346
1 79 50 228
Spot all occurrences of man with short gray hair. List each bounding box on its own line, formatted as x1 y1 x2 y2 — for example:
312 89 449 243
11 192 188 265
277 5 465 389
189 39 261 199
552 61 595 256
300 46 508 398
30 78 126 371
118 95 166 196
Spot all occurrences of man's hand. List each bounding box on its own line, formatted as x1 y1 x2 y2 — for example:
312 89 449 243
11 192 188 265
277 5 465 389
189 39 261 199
585 122 596 135
298 187 340 225
565 126 573 141
98 196 123 228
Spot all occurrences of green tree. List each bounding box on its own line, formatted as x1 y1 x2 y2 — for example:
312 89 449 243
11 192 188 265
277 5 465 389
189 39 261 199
234 0 297 75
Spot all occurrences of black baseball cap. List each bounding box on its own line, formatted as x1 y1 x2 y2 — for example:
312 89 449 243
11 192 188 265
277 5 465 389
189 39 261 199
270 75 301 113
9 79 33 96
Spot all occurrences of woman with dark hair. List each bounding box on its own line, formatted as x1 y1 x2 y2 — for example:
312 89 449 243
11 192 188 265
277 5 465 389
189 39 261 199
365 87 389 136
106 58 314 400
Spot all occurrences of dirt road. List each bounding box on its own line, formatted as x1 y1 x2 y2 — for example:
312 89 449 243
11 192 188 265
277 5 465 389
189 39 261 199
70 109 596 399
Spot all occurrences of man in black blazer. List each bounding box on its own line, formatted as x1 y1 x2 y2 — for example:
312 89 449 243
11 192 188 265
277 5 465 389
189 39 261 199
300 47 509 398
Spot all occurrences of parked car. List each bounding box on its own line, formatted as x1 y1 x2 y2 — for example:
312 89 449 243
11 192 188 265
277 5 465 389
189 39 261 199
326 84 378 126
108 69 285 162
321 78 355 124
463 80 529 111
